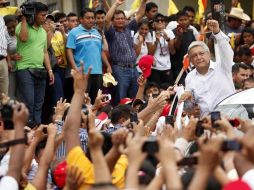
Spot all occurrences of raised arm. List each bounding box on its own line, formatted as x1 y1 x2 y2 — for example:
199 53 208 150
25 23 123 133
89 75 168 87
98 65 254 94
207 20 234 73
6 103 29 183
31 124 57 190
135 0 148 23
18 17 28 42
64 64 91 154
105 0 125 31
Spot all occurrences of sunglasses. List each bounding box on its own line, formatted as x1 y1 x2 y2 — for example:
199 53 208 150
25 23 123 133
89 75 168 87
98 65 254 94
155 18 165 23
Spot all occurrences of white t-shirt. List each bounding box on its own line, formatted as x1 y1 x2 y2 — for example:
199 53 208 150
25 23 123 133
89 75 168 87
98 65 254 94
152 29 175 70
166 21 199 39
133 32 153 72
0 176 18 190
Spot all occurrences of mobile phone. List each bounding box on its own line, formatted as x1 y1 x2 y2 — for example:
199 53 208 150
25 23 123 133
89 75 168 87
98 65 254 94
103 94 111 102
165 115 174 126
221 140 242 152
130 112 138 123
81 105 89 115
228 118 240 127
211 111 221 128
195 120 204 137
42 127 47 134
177 156 198 166
142 136 159 154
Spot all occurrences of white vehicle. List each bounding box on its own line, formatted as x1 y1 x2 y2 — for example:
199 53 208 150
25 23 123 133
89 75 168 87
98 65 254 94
215 88 254 120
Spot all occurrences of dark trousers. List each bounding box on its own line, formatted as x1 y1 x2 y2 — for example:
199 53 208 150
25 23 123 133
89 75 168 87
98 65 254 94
148 69 174 86
52 66 65 104
112 65 138 105
87 74 102 104
16 69 46 125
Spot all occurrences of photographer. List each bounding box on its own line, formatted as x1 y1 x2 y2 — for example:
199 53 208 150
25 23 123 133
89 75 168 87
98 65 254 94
0 103 29 190
15 2 54 126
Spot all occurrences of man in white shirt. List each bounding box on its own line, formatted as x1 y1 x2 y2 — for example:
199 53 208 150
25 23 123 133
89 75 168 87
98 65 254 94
180 20 235 116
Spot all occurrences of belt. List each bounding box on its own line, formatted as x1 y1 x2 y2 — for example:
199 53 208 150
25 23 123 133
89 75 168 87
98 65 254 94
0 55 6 61
113 62 136 68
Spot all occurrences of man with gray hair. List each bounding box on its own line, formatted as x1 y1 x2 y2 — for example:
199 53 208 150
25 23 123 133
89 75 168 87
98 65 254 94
180 20 235 116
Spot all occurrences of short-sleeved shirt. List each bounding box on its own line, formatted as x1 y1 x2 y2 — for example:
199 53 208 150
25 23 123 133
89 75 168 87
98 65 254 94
152 29 175 70
105 19 138 65
66 24 103 74
15 23 47 70
51 31 67 68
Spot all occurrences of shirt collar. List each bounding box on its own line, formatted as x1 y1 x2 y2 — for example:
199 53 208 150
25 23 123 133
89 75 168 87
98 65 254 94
78 24 94 32
195 61 216 75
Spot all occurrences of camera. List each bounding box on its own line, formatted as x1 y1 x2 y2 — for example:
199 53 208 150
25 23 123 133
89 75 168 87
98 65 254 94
210 111 221 128
142 136 158 155
0 100 16 130
165 115 174 126
20 0 35 25
221 140 241 152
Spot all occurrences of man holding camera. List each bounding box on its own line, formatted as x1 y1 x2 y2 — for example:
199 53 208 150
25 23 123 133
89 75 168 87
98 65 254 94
15 2 54 126
180 20 235 116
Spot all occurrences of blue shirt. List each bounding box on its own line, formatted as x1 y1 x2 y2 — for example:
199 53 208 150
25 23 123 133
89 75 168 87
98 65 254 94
105 19 138 65
66 24 103 74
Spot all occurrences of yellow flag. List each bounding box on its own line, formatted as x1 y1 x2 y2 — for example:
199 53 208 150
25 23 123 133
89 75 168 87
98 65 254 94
89 0 92 8
168 0 179 16
230 33 235 49
131 0 142 11
195 0 207 24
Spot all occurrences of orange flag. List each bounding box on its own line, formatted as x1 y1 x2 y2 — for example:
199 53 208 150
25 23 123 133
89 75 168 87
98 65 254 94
183 54 190 71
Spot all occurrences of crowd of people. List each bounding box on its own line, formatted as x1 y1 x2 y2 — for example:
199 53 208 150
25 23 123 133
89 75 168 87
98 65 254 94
0 0 254 189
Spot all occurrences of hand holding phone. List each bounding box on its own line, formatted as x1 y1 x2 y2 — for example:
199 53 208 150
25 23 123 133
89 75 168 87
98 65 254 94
211 111 221 128
165 115 174 126
142 136 158 155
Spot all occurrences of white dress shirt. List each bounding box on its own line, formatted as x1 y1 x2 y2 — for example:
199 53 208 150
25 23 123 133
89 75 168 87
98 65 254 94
185 31 235 116
0 16 7 56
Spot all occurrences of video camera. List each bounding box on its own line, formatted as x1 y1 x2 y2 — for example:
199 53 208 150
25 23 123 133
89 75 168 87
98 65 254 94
0 1 10 7
20 0 36 25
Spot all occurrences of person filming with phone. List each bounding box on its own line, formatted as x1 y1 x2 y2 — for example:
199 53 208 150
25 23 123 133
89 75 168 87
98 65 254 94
180 20 235 116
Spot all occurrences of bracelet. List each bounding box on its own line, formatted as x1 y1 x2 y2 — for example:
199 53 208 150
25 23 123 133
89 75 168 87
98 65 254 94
48 69 53 73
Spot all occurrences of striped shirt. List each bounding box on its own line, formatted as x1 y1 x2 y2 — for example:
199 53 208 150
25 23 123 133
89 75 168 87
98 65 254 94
55 121 88 158
0 17 7 56
105 19 138 65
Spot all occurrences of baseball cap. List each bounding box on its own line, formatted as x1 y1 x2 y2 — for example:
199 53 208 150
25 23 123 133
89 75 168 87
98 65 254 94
103 73 118 87
138 55 154 78
119 98 133 105
95 112 108 130
160 104 171 116
53 160 67 188
223 179 251 190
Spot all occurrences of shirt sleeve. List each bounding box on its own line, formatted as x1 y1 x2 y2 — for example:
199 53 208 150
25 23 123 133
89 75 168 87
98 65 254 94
145 32 153 43
105 25 115 42
133 32 139 44
66 31 76 49
165 29 175 40
0 176 18 190
213 31 234 73
127 19 138 32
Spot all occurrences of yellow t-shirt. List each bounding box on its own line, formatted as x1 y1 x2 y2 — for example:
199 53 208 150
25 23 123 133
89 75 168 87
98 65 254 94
0 7 18 16
24 183 36 190
51 31 67 68
67 146 95 190
67 146 128 190
112 155 128 189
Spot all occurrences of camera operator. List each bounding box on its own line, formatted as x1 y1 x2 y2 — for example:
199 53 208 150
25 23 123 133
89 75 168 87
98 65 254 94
16 2 54 127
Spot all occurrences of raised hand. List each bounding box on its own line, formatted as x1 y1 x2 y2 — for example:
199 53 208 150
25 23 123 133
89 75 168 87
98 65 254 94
71 62 92 93
12 103 29 126
64 166 85 190
207 20 220 34
116 0 125 6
